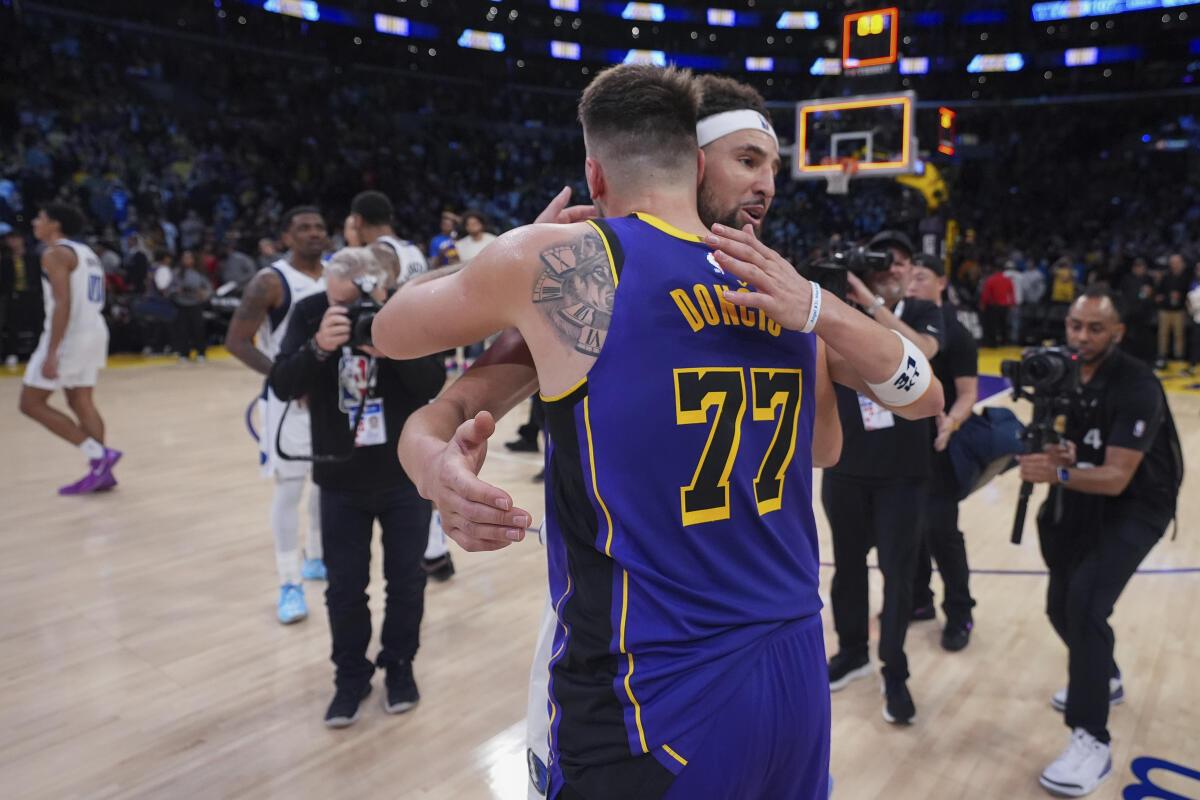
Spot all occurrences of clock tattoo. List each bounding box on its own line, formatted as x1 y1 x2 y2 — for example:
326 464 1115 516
533 228 615 357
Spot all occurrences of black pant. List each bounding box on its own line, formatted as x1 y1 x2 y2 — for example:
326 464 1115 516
913 455 975 623
320 484 432 687
1038 498 1163 743
172 304 206 357
516 395 544 444
822 473 925 679
982 306 1008 347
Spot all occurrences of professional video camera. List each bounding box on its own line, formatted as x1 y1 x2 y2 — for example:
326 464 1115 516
801 244 894 300
1000 346 1082 544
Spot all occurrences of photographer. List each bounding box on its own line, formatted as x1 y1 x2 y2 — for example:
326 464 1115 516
823 230 944 726
907 253 979 652
269 247 445 728
1017 287 1183 797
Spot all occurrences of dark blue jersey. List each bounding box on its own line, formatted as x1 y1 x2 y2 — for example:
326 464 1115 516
541 213 822 787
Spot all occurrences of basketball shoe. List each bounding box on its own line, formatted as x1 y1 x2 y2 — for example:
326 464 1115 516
301 558 327 581
59 448 122 495
1039 728 1111 797
277 583 307 624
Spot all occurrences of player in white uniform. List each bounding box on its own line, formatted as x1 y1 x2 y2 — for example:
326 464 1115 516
18 204 121 496
225 206 329 624
343 191 456 582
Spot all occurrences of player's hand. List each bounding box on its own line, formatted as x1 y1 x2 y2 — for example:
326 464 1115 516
1017 453 1059 484
343 215 361 247
315 305 351 352
423 411 534 552
845 272 877 309
933 413 954 452
534 186 597 225
41 352 59 380
704 223 814 332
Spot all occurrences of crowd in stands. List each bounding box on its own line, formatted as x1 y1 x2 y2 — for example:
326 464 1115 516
2 13 1200 369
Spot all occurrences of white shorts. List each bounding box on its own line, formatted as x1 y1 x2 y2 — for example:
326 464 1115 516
258 390 313 480
23 329 109 391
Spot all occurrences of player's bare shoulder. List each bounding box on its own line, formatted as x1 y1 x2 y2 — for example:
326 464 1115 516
528 222 614 359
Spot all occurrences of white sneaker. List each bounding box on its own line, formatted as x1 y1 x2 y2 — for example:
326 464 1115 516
1039 728 1111 797
1051 677 1124 712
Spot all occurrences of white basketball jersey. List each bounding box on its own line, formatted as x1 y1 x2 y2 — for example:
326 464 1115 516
257 258 325 361
376 235 429 287
42 239 107 338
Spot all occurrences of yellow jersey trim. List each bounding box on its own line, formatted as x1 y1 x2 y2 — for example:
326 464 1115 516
662 744 688 767
634 212 704 243
585 219 620 287
540 375 588 403
620 570 649 754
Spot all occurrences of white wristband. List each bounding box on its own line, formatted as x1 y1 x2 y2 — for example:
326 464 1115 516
800 279 822 334
866 331 931 408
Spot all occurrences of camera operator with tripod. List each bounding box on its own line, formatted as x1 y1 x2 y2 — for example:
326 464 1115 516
822 230 945 726
269 247 446 728
1015 287 1183 797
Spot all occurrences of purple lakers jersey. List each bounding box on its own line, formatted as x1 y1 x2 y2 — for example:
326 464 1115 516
542 213 821 791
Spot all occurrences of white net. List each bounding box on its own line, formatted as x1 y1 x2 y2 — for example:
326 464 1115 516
825 171 851 195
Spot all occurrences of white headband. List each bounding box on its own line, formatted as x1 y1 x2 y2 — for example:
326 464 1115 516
696 109 779 148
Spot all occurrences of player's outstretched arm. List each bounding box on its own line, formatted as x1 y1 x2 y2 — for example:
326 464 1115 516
398 330 539 551
225 268 282 376
705 223 943 420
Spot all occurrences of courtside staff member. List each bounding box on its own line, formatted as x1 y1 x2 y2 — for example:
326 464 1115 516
1019 287 1183 798
823 231 944 726
269 248 445 728
908 253 979 652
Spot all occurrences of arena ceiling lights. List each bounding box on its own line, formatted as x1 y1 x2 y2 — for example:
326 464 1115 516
966 53 1026 73
744 56 774 72
263 0 319 21
374 13 410 37
776 11 820 30
549 0 580 11
620 3 665 22
458 29 506 52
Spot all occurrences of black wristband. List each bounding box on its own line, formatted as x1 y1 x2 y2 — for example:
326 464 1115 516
308 337 333 362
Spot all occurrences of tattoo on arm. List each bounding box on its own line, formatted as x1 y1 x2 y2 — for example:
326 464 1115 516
226 270 279 374
532 228 614 358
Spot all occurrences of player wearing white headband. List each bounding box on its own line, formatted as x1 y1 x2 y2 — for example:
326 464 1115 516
391 73 936 798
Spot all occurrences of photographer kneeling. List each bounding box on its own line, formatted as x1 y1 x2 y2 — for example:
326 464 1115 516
270 247 446 728
1018 287 1183 798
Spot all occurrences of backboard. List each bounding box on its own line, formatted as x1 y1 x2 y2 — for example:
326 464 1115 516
792 91 917 181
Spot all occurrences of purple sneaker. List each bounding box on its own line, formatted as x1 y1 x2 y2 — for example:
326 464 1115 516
59 448 123 496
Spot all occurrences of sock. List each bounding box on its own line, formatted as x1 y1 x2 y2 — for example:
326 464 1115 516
80 438 105 461
305 482 323 561
272 478 304 585
425 509 449 559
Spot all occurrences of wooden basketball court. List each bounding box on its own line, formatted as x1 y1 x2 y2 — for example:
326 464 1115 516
1 352 1197 799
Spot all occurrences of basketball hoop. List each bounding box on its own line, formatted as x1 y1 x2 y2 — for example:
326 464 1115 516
825 157 858 195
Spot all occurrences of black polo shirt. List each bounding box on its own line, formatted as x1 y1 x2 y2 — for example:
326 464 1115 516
828 298 945 480
1063 347 1181 529
934 304 978 413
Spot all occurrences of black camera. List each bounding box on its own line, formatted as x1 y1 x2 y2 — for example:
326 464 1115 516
1001 346 1080 399
801 244 894 301
1001 346 1082 544
344 297 381 349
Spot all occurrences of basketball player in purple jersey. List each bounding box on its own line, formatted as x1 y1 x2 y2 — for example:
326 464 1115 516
18 204 121 494
375 66 942 798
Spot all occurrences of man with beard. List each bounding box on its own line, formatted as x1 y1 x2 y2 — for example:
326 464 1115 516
1019 287 1182 797
376 66 941 798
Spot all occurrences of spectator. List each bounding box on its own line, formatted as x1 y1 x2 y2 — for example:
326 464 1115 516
180 210 205 252
169 250 213 362
453 210 497 263
123 234 151 294
1187 259 1200 377
978 263 1016 347
257 237 281 270
1155 253 1189 370
1003 260 1025 344
429 211 460 268
219 235 258 288
1050 258 1078 306
1119 258 1158 365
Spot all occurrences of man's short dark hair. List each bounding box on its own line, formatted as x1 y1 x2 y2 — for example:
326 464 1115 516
42 203 86 238
461 210 487 228
577 64 699 174
696 74 769 119
350 191 394 227
1080 285 1124 321
280 205 322 234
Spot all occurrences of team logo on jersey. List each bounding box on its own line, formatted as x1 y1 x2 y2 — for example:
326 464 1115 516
1133 420 1146 438
707 252 724 275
